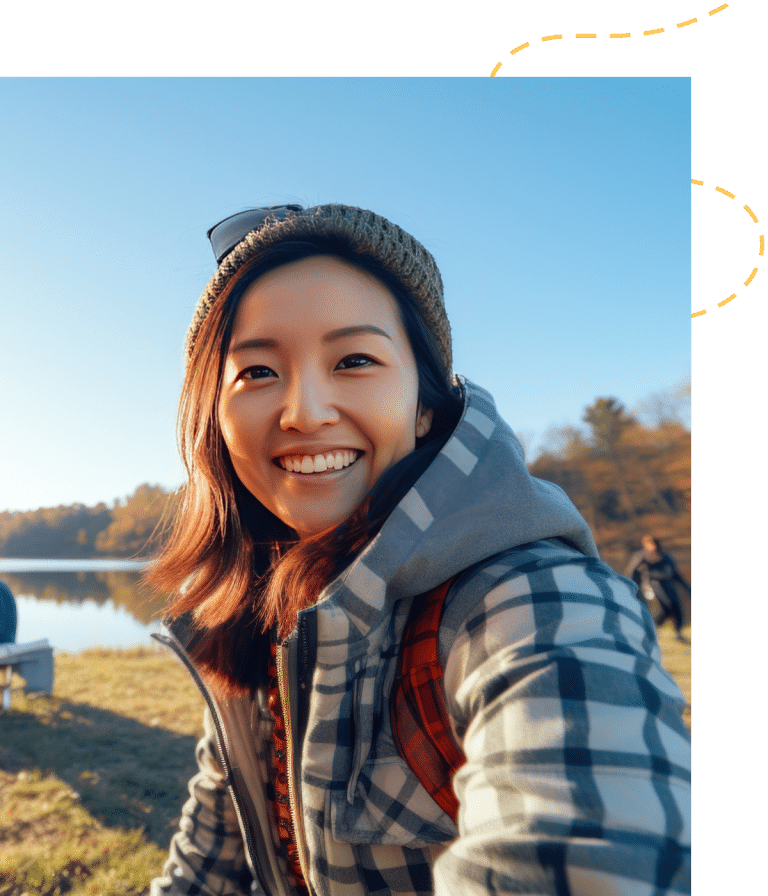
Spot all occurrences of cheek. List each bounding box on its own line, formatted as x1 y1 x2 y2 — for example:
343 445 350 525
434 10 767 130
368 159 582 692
217 397 235 448
217 396 251 458
370 388 421 457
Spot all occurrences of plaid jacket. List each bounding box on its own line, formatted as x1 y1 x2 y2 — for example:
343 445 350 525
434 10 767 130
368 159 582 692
151 378 691 896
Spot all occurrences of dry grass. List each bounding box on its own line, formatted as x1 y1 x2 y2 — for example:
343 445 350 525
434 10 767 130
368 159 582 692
0 647 206 895
656 622 692 729
0 635 691 894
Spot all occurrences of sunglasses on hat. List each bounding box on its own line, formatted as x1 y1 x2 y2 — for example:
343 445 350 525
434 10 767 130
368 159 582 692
207 205 304 264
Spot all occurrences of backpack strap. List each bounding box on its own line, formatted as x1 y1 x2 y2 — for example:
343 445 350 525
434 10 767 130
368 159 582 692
389 576 466 824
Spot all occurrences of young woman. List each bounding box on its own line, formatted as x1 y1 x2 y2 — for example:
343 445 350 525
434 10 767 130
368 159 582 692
148 204 691 896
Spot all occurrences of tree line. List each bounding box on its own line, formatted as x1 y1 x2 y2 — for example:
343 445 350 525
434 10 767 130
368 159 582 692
0 485 179 559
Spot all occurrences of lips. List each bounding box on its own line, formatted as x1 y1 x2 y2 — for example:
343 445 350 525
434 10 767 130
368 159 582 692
275 449 361 474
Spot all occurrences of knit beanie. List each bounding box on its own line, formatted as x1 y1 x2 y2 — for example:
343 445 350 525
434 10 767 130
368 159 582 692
186 204 453 378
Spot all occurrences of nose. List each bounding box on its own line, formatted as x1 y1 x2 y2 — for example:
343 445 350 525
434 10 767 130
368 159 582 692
279 373 341 433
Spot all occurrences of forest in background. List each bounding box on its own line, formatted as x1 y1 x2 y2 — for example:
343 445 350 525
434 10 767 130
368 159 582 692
0 382 690 598
0 485 177 562
529 395 690 583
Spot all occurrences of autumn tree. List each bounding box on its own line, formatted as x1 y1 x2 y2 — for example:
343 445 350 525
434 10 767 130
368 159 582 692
582 398 641 523
95 484 179 558
0 503 112 558
539 424 590 463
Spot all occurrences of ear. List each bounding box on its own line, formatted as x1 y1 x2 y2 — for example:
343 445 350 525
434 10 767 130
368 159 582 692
416 405 433 439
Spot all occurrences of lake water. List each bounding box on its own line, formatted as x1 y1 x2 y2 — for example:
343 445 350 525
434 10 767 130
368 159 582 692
0 558 167 653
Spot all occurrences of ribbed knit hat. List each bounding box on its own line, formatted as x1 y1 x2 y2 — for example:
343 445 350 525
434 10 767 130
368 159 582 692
187 204 452 378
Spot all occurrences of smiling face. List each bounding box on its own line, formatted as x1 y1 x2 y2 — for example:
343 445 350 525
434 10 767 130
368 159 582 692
217 255 432 540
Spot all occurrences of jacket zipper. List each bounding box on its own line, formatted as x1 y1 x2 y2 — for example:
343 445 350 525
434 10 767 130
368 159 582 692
152 631 275 896
276 627 311 885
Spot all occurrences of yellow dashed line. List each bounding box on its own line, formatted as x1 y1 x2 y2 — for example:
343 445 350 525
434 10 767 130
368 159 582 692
692 179 763 316
491 5 730 75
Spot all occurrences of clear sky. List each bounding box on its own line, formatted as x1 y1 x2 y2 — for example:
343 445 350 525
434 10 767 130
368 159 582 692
0 77 690 513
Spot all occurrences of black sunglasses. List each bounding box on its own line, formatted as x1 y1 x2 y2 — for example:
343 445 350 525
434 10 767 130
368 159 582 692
207 205 305 264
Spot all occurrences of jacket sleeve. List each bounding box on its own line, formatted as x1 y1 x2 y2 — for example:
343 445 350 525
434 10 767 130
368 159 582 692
149 707 256 896
623 552 644 585
435 548 691 896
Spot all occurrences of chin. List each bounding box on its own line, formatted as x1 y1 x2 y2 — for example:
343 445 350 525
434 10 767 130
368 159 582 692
287 504 361 541
292 518 345 540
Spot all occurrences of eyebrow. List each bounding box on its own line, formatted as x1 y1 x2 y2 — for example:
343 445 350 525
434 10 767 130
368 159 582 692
323 324 392 343
229 324 392 355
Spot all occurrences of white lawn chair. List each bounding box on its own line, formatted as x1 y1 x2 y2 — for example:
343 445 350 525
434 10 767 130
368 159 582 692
0 580 54 710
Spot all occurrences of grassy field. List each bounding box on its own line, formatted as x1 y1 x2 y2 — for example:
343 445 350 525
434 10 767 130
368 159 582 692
0 648 207 895
0 626 691 895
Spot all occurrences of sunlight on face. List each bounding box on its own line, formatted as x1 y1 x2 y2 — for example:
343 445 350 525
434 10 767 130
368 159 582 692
218 256 432 540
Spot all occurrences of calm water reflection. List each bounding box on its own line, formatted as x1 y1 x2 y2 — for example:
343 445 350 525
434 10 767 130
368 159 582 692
0 559 169 653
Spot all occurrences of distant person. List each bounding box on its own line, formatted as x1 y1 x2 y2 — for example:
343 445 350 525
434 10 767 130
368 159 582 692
626 535 691 641
146 204 691 895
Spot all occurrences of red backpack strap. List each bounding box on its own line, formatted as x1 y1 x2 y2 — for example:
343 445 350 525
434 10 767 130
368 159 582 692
389 576 466 824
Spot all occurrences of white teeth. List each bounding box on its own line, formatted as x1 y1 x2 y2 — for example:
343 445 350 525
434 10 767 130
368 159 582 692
279 451 359 473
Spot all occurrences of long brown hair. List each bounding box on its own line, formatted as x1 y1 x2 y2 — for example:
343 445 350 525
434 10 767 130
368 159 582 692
147 237 462 699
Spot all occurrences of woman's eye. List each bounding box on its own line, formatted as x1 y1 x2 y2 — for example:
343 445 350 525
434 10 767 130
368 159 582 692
238 365 276 381
336 354 376 370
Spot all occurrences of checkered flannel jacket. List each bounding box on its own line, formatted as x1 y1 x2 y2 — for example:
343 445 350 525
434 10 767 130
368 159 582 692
150 379 691 896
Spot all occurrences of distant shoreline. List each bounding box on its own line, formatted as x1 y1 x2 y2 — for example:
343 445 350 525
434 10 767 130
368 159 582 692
0 558 150 573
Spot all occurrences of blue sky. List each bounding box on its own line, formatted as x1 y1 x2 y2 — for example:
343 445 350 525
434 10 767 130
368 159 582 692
0 77 690 513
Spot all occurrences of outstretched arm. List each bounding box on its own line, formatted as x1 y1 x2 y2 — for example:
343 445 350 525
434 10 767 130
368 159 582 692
623 552 645 586
437 544 690 895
